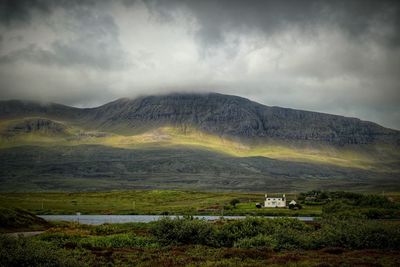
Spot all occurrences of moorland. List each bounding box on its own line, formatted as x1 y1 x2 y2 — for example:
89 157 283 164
1 190 400 266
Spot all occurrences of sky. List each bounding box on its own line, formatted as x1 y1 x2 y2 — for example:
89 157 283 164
0 0 399 130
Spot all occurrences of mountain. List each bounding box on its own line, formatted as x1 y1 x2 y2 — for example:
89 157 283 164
89 94 400 145
2 93 399 145
0 99 82 120
0 93 399 192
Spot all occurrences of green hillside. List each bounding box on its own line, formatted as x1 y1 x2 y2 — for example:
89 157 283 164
0 94 398 192
1 118 398 171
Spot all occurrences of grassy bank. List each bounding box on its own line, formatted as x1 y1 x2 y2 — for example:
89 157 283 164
0 207 49 233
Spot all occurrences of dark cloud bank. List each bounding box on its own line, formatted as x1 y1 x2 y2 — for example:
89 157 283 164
0 0 399 129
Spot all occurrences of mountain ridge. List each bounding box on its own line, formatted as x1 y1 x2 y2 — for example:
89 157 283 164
1 93 399 146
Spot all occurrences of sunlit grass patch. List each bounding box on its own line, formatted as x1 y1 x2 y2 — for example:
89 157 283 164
0 121 398 170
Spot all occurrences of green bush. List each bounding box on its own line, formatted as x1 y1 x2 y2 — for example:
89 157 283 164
220 218 311 249
301 191 397 210
270 228 309 250
218 217 271 246
234 234 277 249
0 234 87 267
81 234 159 248
269 218 312 232
230 199 240 208
36 232 82 248
150 216 399 250
89 222 150 235
37 231 158 249
151 217 218 246
309 218 400 250
152 217 312 248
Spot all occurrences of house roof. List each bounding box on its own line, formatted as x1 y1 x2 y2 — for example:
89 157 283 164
265 193 285 198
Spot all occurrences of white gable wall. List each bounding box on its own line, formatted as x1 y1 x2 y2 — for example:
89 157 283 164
264 194 286 207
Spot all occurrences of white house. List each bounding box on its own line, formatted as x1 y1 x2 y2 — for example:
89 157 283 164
264 194 286 208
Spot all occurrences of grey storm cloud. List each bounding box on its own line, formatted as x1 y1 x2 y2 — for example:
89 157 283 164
145 0 400 47
0 0 399 129
0 0 127 70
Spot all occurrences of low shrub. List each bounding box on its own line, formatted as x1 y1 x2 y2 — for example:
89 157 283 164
309 218 400 250
90 222 150 235
37 231 159 249
0 234 88 266
81 234 159 248
36 232 82 248
150 217 218 246
218 217 271 246
270 228 308 250
151 217 313 249
234 234 277 249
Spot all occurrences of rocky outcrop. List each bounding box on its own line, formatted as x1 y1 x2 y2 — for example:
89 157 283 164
5 118 67 135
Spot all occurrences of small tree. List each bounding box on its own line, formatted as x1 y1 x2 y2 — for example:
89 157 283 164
289 203 302 210
230 199 240 208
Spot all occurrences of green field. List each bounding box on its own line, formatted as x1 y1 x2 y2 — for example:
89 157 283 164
0 190 322 216
2 190 399 217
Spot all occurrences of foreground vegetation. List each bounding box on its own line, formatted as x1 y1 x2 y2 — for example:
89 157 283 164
1 216 400 266
0 191 400 266
1 190 400 266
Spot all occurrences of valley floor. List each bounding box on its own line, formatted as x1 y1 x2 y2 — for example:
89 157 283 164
2 190 400 216
1 190 400 266
0 190 322 216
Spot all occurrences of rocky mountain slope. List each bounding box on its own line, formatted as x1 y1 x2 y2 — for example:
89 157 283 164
87 94 399 145
2 118 67 136
1 93 399 146
0 93 398 192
